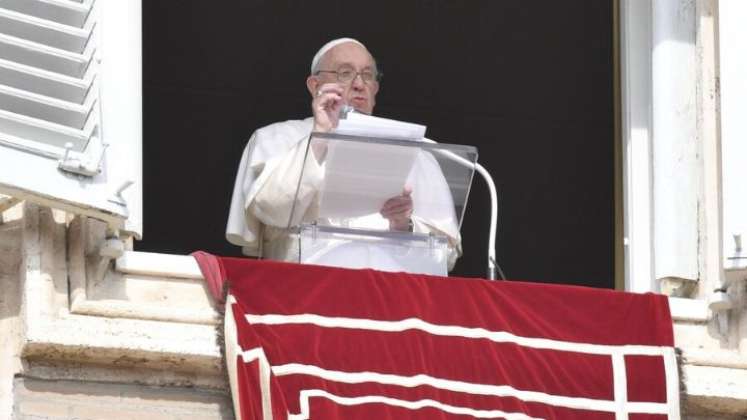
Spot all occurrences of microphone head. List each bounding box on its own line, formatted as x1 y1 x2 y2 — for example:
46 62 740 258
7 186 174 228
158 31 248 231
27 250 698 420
339 104 355 119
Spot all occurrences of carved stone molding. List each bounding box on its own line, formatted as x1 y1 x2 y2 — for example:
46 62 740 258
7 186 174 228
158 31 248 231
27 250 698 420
16 203 225 390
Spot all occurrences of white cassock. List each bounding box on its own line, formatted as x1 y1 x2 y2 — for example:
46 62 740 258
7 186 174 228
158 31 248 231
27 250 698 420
226 117 462 271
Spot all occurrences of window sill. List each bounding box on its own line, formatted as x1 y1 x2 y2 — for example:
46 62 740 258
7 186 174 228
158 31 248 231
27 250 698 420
668 297 709 323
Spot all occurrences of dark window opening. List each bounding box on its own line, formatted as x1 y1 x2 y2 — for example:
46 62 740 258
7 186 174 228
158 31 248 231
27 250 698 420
140 1 615 288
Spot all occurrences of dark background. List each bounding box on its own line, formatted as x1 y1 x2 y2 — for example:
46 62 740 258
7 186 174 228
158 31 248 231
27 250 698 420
138 1 615 288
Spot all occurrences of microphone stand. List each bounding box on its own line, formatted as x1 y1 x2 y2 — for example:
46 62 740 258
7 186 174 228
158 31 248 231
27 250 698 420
420 139 505 280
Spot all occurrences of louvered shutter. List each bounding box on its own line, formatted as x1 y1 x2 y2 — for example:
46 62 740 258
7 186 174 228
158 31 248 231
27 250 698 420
0 0 142 235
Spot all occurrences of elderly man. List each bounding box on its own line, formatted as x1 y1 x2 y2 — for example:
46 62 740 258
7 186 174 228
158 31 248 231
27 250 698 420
226 38 461 270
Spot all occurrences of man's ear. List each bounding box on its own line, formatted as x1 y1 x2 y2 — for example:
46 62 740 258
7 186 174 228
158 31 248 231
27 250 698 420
306 75 319 98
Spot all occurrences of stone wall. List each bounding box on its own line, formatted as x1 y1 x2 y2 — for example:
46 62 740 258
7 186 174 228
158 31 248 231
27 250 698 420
1 202 24 419
13 377 232 420
0 203 230 420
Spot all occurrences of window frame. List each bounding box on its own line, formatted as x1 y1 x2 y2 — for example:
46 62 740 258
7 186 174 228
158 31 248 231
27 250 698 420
621 0 740 297
719 0 747 271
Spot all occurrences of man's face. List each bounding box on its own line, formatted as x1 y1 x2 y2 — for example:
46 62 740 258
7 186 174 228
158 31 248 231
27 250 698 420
313 42 379 114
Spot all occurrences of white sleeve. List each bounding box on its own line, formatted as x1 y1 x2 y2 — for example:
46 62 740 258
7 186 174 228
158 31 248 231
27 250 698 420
410 217 462 272
408 150 463 271
250 139 324 228
225 133 261 252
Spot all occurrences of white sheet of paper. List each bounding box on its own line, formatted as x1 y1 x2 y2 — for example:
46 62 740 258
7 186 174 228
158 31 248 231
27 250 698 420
335 112 426 140
318 140 418 219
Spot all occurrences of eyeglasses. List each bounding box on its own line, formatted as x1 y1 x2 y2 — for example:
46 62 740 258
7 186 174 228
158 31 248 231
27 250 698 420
315 66 382 84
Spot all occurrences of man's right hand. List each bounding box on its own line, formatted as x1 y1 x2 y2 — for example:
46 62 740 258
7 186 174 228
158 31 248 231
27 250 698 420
312 83 345 133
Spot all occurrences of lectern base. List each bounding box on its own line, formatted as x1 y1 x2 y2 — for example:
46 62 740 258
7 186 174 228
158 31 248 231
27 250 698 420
296 224 449 276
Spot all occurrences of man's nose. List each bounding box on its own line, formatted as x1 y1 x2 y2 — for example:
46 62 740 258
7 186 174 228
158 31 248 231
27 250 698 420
351 73 365 89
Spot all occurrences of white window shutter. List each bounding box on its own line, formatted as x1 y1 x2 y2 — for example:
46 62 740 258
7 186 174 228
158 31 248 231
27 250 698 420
0 0 142 236
651 0 699 282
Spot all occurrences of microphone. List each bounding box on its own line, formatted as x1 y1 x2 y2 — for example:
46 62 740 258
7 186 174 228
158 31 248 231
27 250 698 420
339 104 356 119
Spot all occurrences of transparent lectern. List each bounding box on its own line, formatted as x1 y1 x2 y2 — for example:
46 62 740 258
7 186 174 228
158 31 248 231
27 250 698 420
286 132 477 276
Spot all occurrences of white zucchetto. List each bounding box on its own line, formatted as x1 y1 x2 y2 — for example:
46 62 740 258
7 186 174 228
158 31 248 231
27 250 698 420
310 37 365 74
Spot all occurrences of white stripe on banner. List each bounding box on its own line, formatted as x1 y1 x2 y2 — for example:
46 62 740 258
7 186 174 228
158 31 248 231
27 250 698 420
286 389 546 420
611 351 629 420
244 313 672 357
662 347 681 419
240 347 273 420
241 312 679 418
270 362 670 415
227 295 274 420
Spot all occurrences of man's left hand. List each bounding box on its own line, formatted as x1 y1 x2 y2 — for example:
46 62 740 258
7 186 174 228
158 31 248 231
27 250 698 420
381 187 413 231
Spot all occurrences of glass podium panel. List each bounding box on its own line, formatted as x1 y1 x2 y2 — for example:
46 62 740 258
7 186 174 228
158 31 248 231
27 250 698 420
286 132 477 276
287 132 478 232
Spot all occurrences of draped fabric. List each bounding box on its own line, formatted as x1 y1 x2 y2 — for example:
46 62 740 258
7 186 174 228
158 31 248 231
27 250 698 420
195 255 679 420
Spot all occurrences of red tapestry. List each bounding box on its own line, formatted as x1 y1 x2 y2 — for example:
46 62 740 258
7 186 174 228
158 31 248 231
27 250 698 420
196 255 679 420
